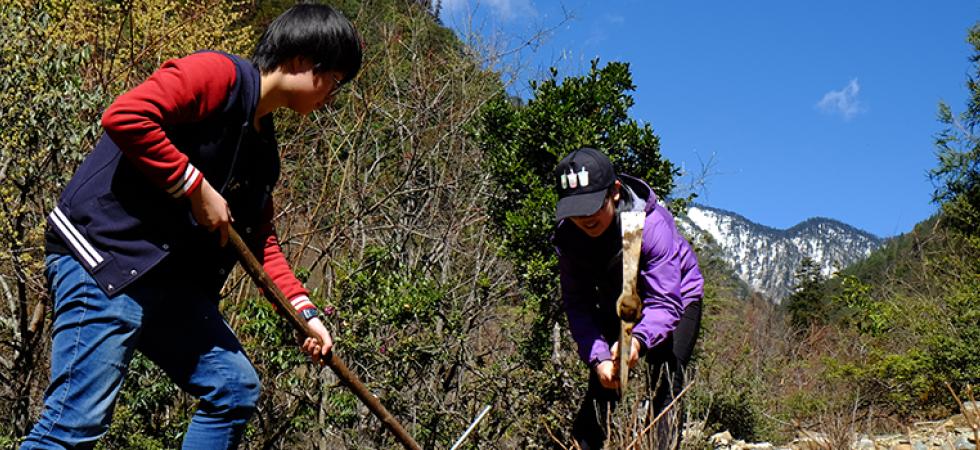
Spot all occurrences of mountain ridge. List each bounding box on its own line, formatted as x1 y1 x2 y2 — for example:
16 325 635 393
689 204 882 240
677 204 883 302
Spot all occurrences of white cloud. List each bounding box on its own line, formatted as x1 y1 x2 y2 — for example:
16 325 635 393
440 0 535 21
816 78 865 120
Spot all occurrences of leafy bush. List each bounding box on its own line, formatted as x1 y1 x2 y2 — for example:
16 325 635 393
0 0 105 437
476 59 686 444
833 275 894 336
479 59 681 362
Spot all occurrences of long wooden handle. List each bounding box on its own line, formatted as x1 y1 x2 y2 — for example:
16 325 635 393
228 227 422 450
617 318 633 397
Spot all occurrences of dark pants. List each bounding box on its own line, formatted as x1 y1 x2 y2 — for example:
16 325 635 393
572 301 702 450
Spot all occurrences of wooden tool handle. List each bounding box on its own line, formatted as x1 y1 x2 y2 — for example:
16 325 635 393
228 227 422 450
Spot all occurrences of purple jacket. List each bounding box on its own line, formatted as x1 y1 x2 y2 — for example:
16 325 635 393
555 175 704 367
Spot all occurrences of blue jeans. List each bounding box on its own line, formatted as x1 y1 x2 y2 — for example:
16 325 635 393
22 254 261 450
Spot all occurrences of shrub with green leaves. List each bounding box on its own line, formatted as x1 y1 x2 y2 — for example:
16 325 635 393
476 59 684 445
479 59 681 362
0 0 104 438
932 22 980 236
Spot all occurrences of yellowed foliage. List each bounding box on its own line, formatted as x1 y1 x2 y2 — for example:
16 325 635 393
42 0 254 94
0 0 255 275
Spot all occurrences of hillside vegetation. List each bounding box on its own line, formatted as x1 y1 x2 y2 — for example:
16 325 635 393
1 1 978 448
751 21 980 442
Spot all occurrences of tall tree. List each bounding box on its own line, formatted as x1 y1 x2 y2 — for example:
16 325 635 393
478 60 681 364
785 257 828 328
931 22 980 234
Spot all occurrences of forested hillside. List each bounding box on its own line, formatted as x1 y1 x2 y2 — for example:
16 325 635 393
697 23 980 447
1 1 978 449
748 21 980 444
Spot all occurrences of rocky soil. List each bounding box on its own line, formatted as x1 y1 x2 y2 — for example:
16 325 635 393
693 402 979 450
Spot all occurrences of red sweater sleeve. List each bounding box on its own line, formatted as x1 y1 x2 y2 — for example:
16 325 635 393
257 200 315 313
101 52 237 198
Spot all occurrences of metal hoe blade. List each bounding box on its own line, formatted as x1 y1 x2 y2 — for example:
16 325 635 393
617 211 645 396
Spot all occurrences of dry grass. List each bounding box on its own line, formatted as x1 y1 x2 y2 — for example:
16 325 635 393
544 364 696 450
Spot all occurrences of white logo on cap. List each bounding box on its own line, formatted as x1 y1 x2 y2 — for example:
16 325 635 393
578 166 589 187
567 169 578 188
560 173 568 189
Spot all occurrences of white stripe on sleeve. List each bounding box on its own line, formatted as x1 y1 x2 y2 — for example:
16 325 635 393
290 296 314 311
168 163 201 198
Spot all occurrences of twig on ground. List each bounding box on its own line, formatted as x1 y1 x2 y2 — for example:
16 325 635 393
627 380 695 450
543 420 570 450
946 381 980 448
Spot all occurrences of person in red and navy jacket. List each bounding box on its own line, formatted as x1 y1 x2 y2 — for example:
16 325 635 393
22 4 361 449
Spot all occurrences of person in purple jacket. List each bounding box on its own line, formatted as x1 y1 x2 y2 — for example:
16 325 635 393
553 147 704 450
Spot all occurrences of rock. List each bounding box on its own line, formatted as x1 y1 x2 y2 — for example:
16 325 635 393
683 420 706 445
710 430 733 447
962 401 980 416
946 414 972 429
853 437 875 449
875 435 909 449
952 401 980 430
954 435 974 449
789 436 830 450
700 417 977 450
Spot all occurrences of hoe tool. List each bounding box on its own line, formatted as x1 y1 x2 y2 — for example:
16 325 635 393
616 211 645 397
229 227 421 450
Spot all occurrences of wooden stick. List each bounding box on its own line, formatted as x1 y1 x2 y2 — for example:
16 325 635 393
228 227 422 450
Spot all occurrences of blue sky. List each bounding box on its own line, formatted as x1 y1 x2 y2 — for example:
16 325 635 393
439 0 979 238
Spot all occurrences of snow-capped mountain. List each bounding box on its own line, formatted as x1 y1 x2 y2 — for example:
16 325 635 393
677 205 883 302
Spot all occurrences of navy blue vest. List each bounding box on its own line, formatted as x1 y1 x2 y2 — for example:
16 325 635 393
48 52 279 296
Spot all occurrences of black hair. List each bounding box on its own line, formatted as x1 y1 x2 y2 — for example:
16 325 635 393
606 182 618 198
611 177 634 212
605 176 622 199
252 3 362 84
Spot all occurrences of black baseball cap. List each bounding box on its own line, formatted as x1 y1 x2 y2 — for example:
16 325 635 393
555 147 617 221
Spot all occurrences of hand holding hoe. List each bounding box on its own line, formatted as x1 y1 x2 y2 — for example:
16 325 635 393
228 227 421 450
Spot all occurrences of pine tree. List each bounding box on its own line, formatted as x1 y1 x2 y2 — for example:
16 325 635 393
785 257 828 328
931 22 980 235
